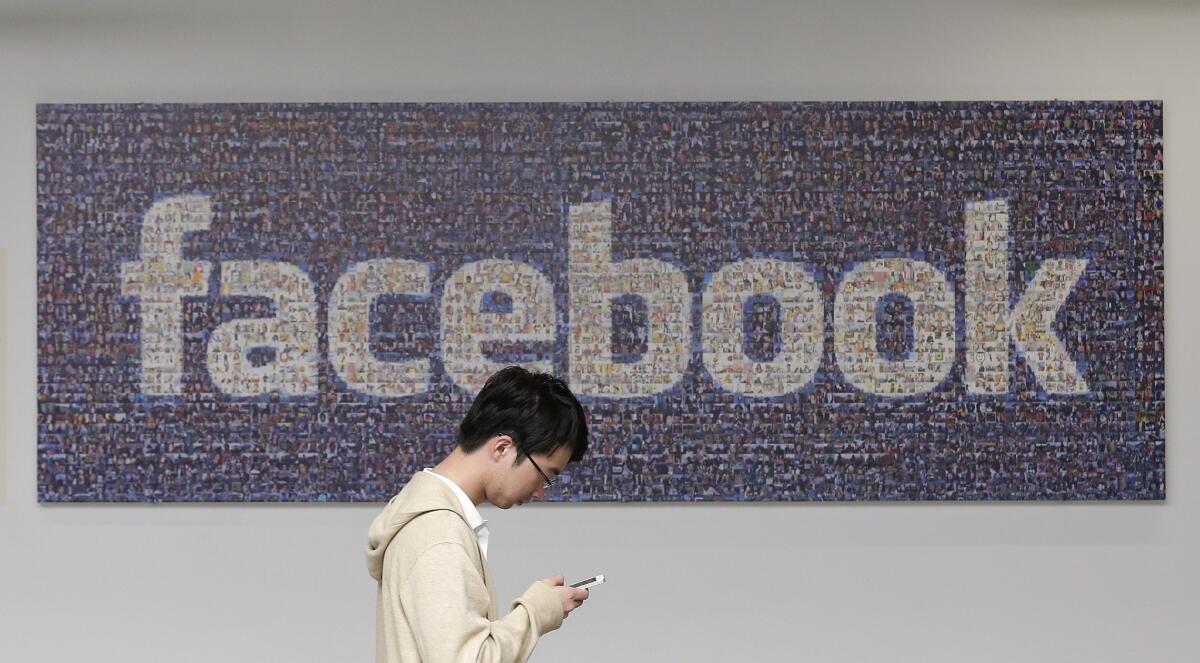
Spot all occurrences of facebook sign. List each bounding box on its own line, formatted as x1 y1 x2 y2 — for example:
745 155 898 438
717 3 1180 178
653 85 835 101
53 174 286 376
37 102 1164 502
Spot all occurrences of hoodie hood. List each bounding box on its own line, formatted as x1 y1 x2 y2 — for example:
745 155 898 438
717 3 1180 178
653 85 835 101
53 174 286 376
366 471 466 582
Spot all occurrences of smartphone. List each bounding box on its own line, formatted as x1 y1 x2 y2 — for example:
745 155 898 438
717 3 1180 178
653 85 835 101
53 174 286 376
570 574 605 590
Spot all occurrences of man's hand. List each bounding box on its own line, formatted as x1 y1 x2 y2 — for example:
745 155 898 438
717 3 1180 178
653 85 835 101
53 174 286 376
543 574 589 619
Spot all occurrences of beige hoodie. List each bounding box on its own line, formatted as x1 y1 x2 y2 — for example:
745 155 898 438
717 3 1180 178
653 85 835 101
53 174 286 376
366 472 564 663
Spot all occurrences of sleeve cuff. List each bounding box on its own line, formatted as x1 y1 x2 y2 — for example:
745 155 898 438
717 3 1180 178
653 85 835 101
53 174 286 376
512 580 565 634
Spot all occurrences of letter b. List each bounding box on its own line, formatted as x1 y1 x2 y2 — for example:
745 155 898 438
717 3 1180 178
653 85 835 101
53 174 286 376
567 201 690 397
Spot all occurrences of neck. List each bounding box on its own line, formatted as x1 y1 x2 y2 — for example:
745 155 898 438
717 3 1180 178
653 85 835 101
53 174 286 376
431 449 486 505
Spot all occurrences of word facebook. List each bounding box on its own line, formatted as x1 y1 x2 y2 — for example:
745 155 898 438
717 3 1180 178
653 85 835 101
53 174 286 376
120 195 1089 399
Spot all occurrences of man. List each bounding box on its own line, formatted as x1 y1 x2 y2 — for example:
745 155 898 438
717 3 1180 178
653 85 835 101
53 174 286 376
366 366 591 663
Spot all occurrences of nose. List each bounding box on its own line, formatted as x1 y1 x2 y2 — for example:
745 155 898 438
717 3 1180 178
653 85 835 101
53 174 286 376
533 483 545 500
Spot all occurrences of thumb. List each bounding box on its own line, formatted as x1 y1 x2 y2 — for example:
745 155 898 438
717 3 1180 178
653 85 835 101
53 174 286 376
543 573 565 586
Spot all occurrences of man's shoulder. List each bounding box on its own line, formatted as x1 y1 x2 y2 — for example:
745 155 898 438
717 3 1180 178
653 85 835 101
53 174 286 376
382 509 481 580
392 509 476 551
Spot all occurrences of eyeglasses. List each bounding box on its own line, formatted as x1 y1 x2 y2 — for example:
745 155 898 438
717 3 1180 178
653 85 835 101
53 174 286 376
526 454 556 490
501 432 558 489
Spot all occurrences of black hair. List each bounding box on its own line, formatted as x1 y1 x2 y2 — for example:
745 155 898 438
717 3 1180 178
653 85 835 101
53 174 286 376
458 366 589 463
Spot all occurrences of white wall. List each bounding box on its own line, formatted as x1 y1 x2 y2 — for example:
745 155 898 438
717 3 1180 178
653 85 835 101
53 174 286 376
2 1 1197 661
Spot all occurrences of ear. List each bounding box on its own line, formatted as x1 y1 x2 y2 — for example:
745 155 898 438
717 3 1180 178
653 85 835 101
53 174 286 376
489 434 514 461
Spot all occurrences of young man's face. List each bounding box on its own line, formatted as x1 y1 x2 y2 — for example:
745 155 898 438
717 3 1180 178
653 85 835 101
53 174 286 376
488 439 574 509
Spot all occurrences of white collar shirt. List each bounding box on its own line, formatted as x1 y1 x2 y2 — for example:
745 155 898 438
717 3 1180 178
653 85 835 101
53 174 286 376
422 468 490 559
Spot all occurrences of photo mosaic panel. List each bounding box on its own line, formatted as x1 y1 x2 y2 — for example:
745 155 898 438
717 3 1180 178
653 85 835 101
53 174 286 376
37 102 1164 502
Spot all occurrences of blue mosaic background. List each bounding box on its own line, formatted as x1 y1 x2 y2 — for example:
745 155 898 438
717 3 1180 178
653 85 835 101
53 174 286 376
37 102 1164 502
